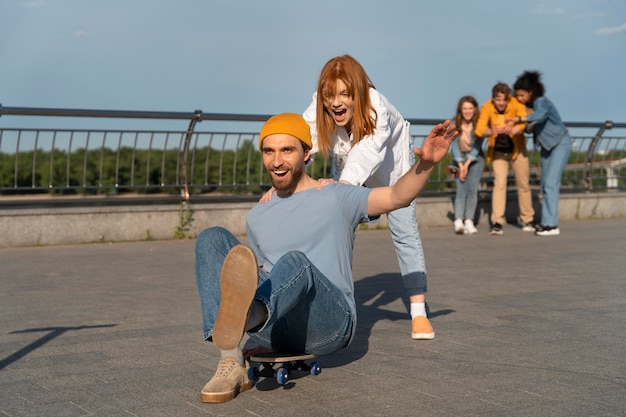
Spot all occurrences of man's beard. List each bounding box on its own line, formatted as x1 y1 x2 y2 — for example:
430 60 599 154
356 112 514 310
271 165 304 196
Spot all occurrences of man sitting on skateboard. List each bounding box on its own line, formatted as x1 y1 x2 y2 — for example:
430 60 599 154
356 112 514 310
195 113 457 403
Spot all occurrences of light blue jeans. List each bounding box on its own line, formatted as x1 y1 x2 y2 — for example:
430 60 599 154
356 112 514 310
540 134 572 227
383 142 428 296
195 226 354 355
454 155 485 221
386 199 428 295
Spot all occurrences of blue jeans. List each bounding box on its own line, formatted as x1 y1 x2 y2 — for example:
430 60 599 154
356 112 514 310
454 155 485 221
384 142 428 296
195 226 354 355
386 199 428 296
540 134 572 227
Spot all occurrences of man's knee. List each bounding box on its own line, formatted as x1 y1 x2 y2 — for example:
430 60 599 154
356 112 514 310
196 226 233 255
198 226 229 242
282 250 308 263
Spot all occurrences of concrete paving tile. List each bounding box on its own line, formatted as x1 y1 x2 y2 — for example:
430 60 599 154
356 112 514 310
1 218 625 416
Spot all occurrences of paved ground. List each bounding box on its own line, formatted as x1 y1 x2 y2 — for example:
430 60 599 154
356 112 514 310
1 218 625 417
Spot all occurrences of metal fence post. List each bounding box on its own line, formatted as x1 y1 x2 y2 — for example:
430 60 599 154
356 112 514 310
180 110 203 201
583 121 613 192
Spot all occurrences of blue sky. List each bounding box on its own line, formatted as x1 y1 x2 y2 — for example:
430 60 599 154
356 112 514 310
1 0 625 132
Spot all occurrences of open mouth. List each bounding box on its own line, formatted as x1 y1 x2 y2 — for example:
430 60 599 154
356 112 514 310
333 109 347 122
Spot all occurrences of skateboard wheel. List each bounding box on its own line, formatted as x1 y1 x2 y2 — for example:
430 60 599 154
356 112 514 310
310 361 321 376
276 367 288 385
248 366 259 383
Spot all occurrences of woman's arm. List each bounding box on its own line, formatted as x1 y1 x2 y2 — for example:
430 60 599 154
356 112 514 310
525 96 549 124
449 132 463 163
466 133 483 161
302 92 320 159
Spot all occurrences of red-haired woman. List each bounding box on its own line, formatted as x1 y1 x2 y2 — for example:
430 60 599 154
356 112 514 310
303 55 434 340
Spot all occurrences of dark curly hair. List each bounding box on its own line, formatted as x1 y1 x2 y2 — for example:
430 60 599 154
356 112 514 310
513 70 545 104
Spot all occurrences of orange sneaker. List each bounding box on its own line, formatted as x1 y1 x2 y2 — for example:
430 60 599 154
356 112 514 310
411 316 435 340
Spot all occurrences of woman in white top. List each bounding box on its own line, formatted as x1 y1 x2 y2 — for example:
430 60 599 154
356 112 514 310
303 55 434 340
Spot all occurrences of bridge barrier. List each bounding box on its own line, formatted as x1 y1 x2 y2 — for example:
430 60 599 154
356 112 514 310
1 191 624 247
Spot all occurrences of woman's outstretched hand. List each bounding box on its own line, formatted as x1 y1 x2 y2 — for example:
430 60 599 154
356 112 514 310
414 120 458 164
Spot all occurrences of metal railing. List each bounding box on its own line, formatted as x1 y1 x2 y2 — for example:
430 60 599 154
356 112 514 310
1 105 625 205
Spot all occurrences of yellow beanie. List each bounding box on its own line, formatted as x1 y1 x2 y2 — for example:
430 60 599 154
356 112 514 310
259 113 312 150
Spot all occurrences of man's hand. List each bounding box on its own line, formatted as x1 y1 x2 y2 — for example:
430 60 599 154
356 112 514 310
414 120 458 164
493 124 506 134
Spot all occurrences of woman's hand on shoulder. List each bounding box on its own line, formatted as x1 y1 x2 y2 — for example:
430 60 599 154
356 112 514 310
316 178 338 189
259 187 275 203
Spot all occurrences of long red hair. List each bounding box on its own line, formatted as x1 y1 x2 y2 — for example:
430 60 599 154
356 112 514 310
315 55 377 158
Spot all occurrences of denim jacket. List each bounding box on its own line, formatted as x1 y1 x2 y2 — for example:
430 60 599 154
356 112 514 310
526 96 569 151
450 128 484 164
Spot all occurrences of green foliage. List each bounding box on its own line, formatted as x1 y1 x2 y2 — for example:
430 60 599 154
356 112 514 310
1 145 186 194
174 202 193 239
1 142 624 196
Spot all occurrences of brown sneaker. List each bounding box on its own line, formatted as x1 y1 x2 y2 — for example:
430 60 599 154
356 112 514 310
213 244 258 350
411 316 435 340
200 357 253 403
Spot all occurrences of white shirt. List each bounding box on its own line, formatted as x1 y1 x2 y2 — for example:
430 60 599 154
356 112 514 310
303 88 412 188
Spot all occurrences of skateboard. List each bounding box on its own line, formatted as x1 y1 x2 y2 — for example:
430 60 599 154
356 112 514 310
248 352 321 385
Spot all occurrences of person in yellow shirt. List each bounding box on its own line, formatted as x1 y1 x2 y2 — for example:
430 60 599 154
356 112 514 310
475 82 535 235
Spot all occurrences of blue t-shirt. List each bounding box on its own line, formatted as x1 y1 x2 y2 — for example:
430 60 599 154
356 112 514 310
246 183 371 317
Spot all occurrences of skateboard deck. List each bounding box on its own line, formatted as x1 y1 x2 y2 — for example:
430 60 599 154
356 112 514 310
248 352 321 385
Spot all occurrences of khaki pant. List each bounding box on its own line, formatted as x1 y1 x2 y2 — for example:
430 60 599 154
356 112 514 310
490 150 534 225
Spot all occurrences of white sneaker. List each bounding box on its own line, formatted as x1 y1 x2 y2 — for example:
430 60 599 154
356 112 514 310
463 219 478 234
535 225 560 236
454 219 464 234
